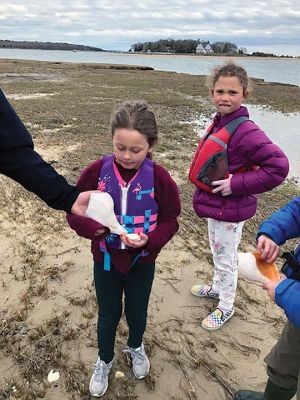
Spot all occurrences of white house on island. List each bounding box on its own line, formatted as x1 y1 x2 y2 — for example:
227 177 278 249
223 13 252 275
195 43 205 54
204 42 213 53
196 41 213 54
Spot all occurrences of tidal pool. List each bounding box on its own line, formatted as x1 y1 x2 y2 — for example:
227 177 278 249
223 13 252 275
246 104 299 180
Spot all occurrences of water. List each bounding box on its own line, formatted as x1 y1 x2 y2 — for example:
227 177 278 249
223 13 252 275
185 104 300 180
1 48 299 179
246 105 300 180
0 48 299 86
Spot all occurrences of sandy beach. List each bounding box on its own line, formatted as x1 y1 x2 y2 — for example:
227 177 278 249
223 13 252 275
0 59 299 400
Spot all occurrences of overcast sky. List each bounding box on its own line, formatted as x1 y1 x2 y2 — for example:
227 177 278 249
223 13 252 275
1 0 299 55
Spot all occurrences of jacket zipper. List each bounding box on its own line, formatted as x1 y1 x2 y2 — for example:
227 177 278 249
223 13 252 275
120 184 130 249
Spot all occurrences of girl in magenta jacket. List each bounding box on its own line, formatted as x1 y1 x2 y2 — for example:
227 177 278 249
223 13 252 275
190 63 289 331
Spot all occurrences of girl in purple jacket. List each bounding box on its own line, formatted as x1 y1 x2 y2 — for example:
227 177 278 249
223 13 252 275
67 101 180 397
190 63 289 331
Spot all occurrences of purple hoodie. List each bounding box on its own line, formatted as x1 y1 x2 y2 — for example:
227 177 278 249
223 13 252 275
192 106 289 222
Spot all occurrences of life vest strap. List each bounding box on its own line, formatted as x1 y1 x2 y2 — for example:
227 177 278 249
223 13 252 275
100 209 155 271
209 136 227 148
102 250 111 271
118 213 158 224
224 116 249 134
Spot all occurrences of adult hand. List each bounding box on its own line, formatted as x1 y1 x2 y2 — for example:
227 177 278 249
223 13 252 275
262 274 287 302
120 232 149 248
212 174 232 196
70 190 99 215
257 234 280 263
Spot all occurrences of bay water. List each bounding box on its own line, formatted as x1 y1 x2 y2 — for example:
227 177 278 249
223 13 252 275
0 48 299 86
0 48 299 179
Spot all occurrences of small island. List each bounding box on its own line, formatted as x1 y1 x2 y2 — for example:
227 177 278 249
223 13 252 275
129 38 296 58
0 39 103 52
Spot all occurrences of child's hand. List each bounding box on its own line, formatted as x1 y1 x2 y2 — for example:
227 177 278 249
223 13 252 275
211 174 232 196
257 234 280 263
121 233 148 248
262 274 286 301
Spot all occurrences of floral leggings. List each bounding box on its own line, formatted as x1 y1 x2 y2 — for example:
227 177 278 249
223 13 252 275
208 218 244 311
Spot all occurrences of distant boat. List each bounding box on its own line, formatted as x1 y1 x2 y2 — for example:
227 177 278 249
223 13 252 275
72 50 78 52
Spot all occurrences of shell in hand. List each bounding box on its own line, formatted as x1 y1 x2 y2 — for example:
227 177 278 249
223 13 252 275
126 233 142 242
85 192 127 235
237 252 280 284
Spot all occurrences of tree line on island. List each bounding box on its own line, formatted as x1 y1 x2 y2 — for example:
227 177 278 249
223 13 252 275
0 39 290 58
130 39 281 57
0 40 103 52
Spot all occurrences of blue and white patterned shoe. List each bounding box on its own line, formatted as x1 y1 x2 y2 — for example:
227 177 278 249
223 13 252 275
201 307 234 331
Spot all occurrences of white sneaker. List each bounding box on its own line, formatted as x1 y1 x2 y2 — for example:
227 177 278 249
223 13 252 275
123 343 150 379
89 357 113 397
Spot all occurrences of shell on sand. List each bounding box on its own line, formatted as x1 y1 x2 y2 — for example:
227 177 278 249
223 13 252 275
237 252 280 284
47 369 60 383
115 371 125 379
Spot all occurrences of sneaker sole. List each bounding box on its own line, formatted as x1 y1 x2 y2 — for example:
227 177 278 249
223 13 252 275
133 364 150 379
89 379 108 398
135 374 147 379
201 310 235 331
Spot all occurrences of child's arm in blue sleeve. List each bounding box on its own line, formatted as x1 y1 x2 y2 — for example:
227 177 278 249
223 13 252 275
275 279 300 328
257 196 300 244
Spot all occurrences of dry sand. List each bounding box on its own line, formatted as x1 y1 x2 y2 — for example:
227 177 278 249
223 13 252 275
0 59 299 400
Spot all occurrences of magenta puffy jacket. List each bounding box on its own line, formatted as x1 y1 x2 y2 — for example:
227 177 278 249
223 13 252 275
192 106 289 222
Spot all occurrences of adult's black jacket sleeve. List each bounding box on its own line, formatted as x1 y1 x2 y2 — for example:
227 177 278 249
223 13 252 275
0 89 79 212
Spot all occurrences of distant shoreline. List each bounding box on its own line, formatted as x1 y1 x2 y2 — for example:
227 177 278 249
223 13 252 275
0 46 299 60
0 50 299 86
115 52 300 61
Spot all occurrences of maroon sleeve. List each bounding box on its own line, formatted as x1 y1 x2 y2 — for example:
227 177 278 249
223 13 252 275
66 159 108 240
146 164 181 254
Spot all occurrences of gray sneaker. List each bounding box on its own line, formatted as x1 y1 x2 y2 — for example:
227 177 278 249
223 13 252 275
123 343 150 379
89 357 113 397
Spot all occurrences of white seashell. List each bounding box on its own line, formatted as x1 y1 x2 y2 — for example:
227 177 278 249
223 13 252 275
47 369 60 383
115 371 125 379
126 233 142 242
85 192 127 235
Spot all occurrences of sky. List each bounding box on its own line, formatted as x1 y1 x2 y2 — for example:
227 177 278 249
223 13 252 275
1 0 299 56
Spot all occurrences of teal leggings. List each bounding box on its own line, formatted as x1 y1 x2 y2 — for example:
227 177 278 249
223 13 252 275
93 261 155 363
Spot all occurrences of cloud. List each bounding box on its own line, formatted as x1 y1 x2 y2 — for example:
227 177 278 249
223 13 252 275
0 0 299 54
